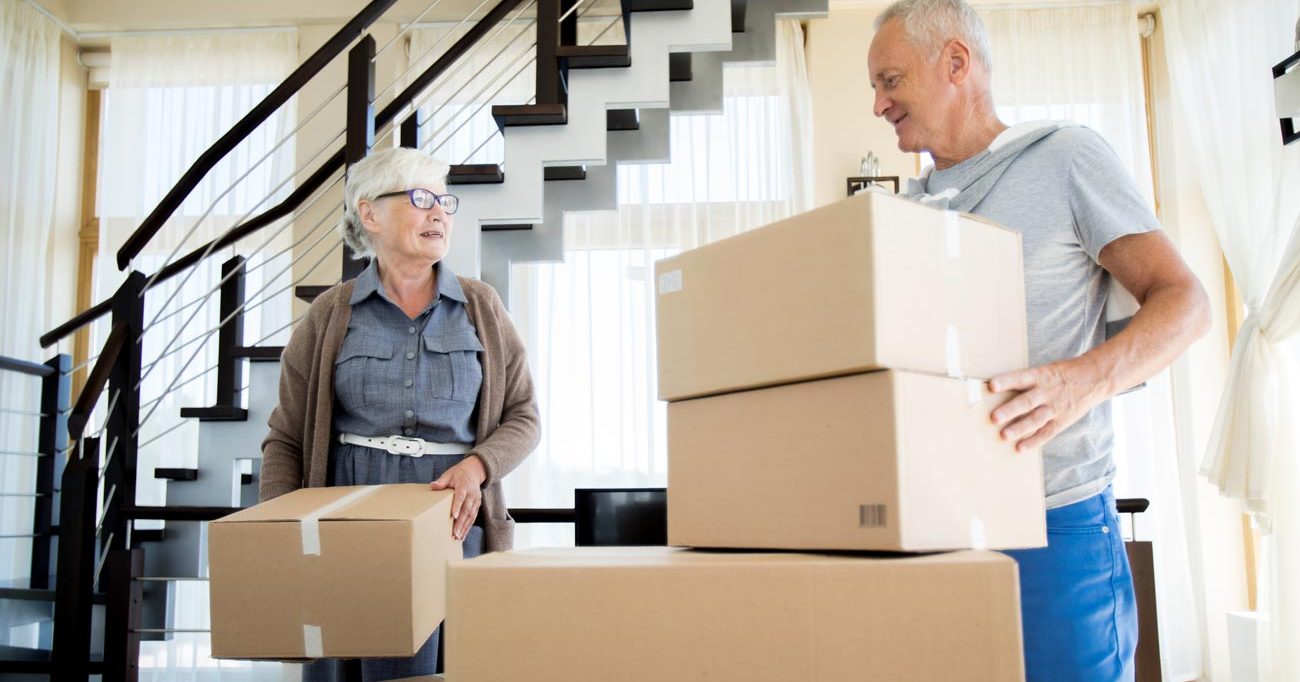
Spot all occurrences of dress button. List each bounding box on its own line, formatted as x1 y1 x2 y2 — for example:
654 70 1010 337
408 326 417 334
404 409 415 419
403 427 412 436
406 351 415 360
404 379 413 388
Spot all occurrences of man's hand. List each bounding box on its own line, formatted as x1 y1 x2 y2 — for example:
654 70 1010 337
430 455 487 541
988 358 1110 453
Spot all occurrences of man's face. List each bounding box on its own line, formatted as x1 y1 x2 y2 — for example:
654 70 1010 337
868 19 954 155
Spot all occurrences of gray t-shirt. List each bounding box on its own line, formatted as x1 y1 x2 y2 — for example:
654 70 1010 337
922 125 1159 509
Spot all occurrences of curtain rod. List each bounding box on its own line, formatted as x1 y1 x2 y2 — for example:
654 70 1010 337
22 0 78 39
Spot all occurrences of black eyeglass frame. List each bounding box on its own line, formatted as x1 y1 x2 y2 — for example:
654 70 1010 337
375 188 459 214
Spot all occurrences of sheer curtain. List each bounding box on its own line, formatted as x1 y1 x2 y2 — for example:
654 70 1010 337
0 0 60 592
980 5 1202 680
1160 0 1300 679
96 29 300 681
505 20 812 548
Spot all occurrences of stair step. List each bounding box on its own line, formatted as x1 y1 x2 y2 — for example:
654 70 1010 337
233 345 284 362
241 473 254 485
0 648 104 674
134 528 167 543
0 586 108 605
120 505 243 521
491 103 567 129
294 285 331 303
482 224 535 232
178 405 248 422
545 166 587 181
154 468 198 482
625 0 693 10
669 52 693 82
448 164 505 185
606 108 640 131
557 44 630 69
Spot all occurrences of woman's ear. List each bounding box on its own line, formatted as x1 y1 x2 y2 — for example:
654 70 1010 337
357 198 383 236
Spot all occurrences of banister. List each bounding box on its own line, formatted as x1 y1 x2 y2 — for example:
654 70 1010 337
0 355 57 378
66 321 128 442
113 0 400 271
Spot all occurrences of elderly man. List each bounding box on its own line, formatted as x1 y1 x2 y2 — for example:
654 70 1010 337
868 1 1210 680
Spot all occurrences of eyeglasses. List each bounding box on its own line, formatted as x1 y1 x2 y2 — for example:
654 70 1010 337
375 188 459 214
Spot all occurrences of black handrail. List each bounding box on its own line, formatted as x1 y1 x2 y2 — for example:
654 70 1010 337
113 0 400 271
42 0 532 349
67 321 128 441
0 354 56 378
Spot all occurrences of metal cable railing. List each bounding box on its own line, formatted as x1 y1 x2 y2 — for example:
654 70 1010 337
371 0 499 107
372 0 450 62
134 170 345 387
134 236 343 433
427 48 536 156
133 83 347 293
373 0 540 147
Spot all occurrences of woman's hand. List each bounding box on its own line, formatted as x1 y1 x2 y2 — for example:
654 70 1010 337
430 455 487 541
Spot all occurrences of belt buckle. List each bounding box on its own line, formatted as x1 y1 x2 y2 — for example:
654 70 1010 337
387 435 425 456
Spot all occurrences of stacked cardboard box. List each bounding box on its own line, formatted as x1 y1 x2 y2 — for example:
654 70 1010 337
444 191 1047 681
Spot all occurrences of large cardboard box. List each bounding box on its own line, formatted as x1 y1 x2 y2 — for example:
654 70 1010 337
654 190 1028 401
208 484 459 659
668 370 1046 551
446 547 1024 682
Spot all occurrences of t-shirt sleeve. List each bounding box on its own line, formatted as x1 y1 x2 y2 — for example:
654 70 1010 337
1066 128 1161 262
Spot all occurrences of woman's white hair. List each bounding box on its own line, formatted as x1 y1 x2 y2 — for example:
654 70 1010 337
338 146 451 259
875 0 993 73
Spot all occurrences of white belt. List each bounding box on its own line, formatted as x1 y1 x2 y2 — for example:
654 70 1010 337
338 433 473 457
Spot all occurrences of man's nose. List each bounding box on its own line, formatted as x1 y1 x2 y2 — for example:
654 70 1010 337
872 91 890 119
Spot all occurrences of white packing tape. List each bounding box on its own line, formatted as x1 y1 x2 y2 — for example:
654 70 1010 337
658 269 683 295
299 485 383 556
969 518 987 551
965 378 984 406
945 325 964 378
944 211 961 259
303 624 323 658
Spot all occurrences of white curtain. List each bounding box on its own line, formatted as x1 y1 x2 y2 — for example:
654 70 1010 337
981 5 1202 679
96 29 299 681
0 0 59 603
505 20 813 548
1161 0 1300 679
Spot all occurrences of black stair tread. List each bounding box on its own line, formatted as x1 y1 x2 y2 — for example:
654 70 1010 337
482 224 535 232
241 473 254 485
626 0 692 10
120 505 244 521
178 405 248 422
0 586 107 605
134 528 167 543
607 108 640 131
448 164 505 185
545 165 587 181
0 650 105 673
233 345 284 362
295 284 331 303
491 103 567 129
669 52 692 82
557 44 631 68
154 468 198 481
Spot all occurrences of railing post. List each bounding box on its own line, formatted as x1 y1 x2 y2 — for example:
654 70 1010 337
51 435 101 681
536 0 566 106
400 112 421 149
31 354 71 589
103 548 144 682
343 34 377 281
103 272 146 557
180 256 248 420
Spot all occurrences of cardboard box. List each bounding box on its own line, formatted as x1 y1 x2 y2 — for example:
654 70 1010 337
446 547 1024 682
654 190 1028 401
668 370 1046 551
208 484 459 659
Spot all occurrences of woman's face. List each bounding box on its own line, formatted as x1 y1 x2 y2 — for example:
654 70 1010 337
358 179 455 266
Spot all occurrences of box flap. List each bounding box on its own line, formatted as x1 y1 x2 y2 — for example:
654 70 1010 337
212 484 451 524
459 546 1012 570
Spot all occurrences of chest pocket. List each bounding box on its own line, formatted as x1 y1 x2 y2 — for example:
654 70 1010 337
424 333 485 403
335 335 395 409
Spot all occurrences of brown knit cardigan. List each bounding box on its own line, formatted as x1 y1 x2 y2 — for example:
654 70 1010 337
258 277 540 553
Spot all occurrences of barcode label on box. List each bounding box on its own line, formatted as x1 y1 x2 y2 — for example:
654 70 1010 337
658 269 683 294
859 504 887 528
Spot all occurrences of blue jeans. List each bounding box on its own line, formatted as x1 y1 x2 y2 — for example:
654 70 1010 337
1003 487 1138 682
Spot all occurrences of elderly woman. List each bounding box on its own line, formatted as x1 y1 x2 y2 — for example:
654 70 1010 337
259 146 540 680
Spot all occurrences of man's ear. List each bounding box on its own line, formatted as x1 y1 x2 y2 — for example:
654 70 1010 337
945 38 973 85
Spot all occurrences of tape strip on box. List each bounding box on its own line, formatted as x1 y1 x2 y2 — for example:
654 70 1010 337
945 325 964 378
303 624 323 658
299 485 383 556
965 379 984 406
658 269 683 295
969 518 987 550
944 211 961 259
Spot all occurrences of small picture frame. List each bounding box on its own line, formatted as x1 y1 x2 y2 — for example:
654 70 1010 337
847 176 901 196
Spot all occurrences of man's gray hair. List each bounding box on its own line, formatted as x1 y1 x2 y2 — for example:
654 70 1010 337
338 146 451 259
875 0 993 72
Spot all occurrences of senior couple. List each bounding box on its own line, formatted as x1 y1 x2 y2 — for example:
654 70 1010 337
260 2 1208 680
